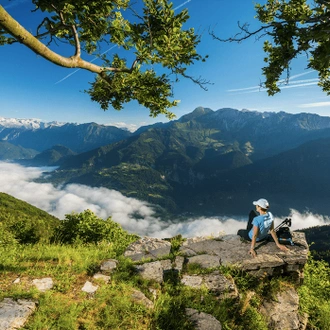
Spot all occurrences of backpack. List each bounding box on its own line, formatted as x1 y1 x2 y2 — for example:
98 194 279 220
276 226 294 246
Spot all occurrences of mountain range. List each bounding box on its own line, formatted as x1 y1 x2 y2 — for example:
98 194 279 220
2 107 330 216
0 120 132 159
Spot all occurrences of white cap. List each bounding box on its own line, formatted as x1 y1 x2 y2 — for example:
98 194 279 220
253 198 269 209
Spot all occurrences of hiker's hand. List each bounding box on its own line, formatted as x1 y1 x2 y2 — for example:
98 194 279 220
249 249 257 258
278 244 289 252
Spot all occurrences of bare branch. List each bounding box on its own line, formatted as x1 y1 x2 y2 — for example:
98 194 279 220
209 22 270 43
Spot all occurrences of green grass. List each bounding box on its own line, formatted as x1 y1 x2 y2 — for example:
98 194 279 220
2 239 330 329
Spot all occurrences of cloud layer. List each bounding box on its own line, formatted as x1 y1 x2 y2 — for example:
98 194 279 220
0 162 328 238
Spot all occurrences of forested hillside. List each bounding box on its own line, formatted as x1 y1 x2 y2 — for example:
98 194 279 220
45 108 330 216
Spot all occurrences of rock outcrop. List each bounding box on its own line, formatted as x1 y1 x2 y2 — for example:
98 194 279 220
125 232 308 283
123 232 309 330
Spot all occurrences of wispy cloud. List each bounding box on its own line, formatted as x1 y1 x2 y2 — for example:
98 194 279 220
228 71 318 94
0 162 328 238
174 0 192 11
298 101 330 108
55 45 118 84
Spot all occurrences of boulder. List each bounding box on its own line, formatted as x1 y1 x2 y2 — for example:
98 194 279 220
0 298 36 330
186 308 222 330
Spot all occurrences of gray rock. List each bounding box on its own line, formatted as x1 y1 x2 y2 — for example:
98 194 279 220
202 272 238 298
81 281 98 294
100 259 118 273
187 254 220 269
181 275 203 288
149 246 171 259
135 261 162 282
130 289 154 309
32 277 53 292
186 308 222 330
127 232 309 285
93 273 110 283
260 287 306 330
173 256 185 272
0 298 36 330
124 237 171 256
135 260 170 283
181 273 238 299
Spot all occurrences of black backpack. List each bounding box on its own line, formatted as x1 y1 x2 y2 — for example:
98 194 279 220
275 219 294 246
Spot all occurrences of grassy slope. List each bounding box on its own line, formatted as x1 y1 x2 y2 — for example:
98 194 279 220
0 194 330 329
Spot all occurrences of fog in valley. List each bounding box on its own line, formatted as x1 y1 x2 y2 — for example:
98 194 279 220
1 161 329 238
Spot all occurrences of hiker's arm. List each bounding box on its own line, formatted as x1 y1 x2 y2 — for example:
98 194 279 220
270 223 289 251
249 225 258 257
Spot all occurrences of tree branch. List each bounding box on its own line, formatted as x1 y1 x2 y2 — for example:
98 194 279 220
0 5 128 73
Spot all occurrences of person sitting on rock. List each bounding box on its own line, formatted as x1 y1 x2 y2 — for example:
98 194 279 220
237 198 289 258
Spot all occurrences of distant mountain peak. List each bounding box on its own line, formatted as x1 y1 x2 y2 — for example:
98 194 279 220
0 117 66 130
179 106 213 122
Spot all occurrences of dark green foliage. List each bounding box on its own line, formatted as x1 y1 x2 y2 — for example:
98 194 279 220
56 209 139 253
254 0 330 96
0 192 60 244
299 257 330 329
299 225 330 264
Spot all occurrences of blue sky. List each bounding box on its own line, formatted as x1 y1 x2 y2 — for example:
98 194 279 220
1 0 329 131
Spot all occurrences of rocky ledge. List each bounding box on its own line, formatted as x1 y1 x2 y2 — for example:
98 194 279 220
124 232 309 283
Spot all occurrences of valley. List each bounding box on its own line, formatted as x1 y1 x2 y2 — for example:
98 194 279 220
2 107 330 217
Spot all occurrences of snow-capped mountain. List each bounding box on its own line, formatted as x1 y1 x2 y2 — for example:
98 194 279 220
0 117 66 130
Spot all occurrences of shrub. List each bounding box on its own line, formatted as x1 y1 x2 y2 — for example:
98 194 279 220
0 222 17 246
55 210 139 253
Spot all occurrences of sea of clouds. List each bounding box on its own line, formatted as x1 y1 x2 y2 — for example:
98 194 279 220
0 161 329 238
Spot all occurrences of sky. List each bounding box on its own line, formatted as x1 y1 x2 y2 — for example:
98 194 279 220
1 0 330 131
1 161 329 238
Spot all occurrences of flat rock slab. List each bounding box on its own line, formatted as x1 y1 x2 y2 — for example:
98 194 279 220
0 298 36 330
187 254 220 269
186 308 222 330
184 232 308 277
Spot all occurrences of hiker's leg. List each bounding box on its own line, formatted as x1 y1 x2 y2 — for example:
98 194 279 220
237 229 251 241
247 210 258 231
